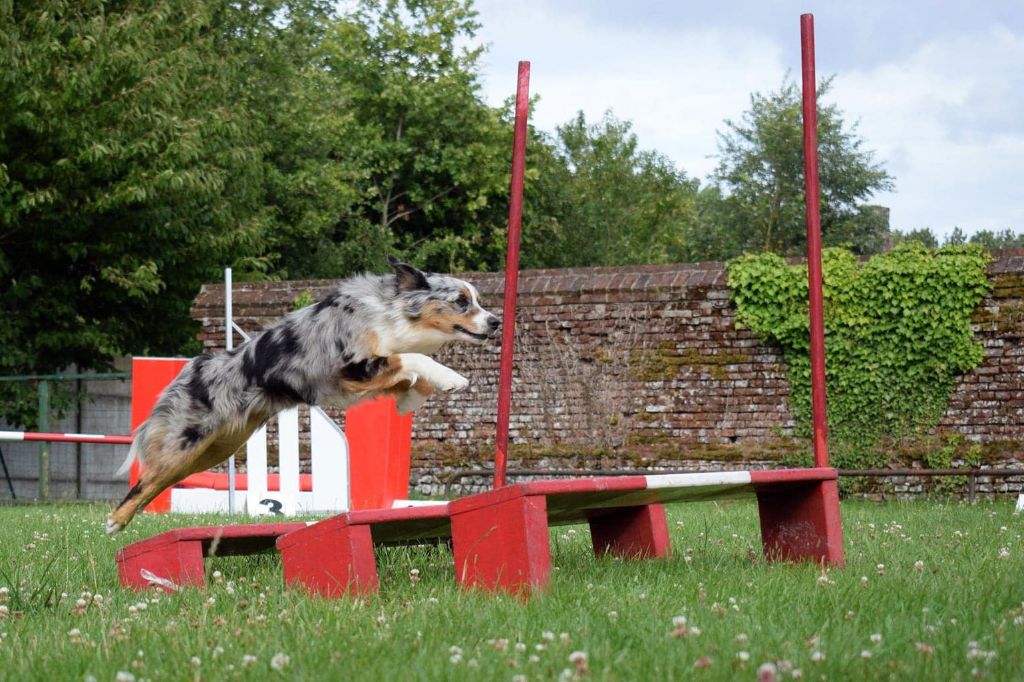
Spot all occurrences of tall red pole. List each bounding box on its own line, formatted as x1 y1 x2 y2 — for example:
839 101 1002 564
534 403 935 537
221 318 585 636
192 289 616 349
800 15 830 468
494 61 530 488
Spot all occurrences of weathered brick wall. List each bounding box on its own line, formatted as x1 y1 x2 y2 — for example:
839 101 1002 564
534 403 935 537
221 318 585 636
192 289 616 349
191 251 1024 487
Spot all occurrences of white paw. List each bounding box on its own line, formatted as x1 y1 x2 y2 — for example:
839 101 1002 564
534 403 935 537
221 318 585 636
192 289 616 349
431 366 469 393
105 517 123 536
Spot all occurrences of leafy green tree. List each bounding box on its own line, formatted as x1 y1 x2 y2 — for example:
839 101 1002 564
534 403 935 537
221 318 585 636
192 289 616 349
0 0 312 425
893 227 1024 251
890 228 939 249
279 0 510 277
520 111 699 268
710 78 893 258
968 228 1024 250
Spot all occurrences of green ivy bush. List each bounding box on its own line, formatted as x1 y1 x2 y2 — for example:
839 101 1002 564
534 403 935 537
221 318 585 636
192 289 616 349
727 243 991 472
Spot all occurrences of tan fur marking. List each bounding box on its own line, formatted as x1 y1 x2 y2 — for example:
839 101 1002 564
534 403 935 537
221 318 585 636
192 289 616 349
337 354 407 395
413 301 477 335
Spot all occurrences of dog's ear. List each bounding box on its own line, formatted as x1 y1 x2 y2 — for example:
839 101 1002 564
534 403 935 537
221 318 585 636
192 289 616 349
387 255 429 292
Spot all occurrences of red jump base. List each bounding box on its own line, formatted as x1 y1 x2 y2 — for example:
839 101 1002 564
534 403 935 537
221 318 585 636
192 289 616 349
117 468 844 596
116 523 306 590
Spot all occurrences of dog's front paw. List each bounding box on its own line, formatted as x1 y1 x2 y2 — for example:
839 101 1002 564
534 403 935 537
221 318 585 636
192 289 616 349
105 516 124 536
432 367 469 393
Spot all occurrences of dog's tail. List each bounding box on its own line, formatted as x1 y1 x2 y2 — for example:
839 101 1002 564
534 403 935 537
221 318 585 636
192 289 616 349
115 421 147 477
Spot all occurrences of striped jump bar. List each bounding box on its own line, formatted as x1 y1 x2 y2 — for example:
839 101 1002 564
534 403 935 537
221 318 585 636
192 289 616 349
0 431 133 445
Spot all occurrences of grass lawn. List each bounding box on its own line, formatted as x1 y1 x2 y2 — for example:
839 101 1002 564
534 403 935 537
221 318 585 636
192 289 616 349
0 499 1021 681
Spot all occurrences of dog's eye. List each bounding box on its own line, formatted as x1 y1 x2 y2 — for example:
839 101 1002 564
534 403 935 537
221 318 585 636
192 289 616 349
454 294 470 311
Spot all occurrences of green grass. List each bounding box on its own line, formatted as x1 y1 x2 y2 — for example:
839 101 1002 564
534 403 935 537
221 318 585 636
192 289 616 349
0 500 1021 681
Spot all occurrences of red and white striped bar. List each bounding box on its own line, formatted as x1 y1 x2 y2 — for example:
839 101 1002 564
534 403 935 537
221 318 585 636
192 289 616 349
0 430 133 445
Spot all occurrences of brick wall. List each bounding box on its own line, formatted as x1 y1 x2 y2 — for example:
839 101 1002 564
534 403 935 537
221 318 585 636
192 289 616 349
191 251 1024 487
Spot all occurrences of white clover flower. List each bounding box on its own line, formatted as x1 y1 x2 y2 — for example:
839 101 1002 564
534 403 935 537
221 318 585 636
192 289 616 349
270 652 290 671
914 560 925 572
114 673 135 682
870 633 882 644
861 650 873 659
737 651 750 662
241 654 257 668
810 651 825 663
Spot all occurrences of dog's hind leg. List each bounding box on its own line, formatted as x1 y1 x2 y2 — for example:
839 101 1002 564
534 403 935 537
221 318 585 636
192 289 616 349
106 452 202 534
106 420 264 534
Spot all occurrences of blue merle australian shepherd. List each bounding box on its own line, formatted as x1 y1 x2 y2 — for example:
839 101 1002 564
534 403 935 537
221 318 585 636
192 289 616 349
107 257 500 534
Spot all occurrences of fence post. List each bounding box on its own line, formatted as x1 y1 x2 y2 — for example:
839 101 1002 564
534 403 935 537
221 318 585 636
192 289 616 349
37 380 50 500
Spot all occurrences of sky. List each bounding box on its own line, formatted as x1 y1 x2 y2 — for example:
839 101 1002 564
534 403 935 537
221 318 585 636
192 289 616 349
469 0 1024 239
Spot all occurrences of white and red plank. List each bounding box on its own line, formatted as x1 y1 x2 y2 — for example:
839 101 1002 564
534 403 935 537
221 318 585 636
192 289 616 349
0 431 133 445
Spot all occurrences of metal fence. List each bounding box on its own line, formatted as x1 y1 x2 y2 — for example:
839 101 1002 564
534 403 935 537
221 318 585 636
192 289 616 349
0 372 132 499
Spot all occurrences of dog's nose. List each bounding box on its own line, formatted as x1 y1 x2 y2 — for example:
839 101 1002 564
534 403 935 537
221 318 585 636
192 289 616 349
487 316 501 332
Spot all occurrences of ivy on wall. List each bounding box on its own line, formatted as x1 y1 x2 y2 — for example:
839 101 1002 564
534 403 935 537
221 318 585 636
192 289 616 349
727 243 991 469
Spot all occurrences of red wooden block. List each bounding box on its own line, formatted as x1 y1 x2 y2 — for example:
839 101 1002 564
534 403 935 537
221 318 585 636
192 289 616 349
755 478 845 566
277 515 378 597
117 523 304 590
118 536 205 590
450 489 552 594
589 504 671 559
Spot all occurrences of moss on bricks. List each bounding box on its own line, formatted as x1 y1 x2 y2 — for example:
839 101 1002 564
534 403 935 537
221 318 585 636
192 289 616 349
631 340 751 382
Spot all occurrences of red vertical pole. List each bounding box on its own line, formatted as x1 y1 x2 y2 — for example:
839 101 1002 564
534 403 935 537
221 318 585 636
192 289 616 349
800 15 830 468
494 61 530 488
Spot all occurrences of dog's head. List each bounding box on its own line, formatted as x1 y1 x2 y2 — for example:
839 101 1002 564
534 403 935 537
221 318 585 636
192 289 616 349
387 256 501 346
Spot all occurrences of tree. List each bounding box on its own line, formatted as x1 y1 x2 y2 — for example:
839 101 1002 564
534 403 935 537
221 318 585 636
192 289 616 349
968 228 1024 250
0 0 317 425
710 77 893 258
890 228 940 249
520 111 699 268
275 0 511 278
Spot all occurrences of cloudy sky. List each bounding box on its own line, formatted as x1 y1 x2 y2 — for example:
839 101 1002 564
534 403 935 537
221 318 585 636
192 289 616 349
470 0 1024 239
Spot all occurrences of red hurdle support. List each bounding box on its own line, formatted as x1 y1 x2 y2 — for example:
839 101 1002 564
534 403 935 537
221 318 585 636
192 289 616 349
801 13 831 469
117 523 305 590
494 60 530 489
